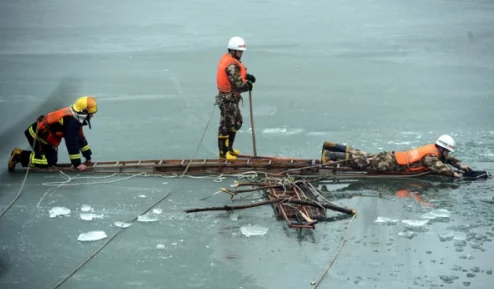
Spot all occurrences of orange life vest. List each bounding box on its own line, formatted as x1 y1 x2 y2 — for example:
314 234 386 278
216 53 247 93
36 107 74 147
394 143 440 172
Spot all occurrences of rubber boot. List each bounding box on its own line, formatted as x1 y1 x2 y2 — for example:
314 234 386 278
219 135 237 161
227 131 240 156
322 141 349 153
8 148 22 172
322 150 349 163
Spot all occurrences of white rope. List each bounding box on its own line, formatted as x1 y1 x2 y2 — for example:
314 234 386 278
40 171 149 186
39 169 262 188
0 125 40 218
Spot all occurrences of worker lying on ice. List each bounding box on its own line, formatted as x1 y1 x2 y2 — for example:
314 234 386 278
321 134 473 178
8 96 98 172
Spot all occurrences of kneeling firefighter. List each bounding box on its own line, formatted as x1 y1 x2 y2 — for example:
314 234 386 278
8 96 98 172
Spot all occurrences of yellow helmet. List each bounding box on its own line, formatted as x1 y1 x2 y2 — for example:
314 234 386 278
72 96 98 114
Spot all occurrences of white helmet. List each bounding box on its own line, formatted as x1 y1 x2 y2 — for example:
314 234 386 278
227 36 246 51
436 134 455 152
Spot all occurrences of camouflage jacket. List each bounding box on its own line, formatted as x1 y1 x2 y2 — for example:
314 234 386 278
421 155 463 177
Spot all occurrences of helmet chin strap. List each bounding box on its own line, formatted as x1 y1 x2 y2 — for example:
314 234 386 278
84 114 92 129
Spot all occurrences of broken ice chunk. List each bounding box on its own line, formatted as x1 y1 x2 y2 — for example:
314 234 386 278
421 209 451 220
80 213 104 221
80 204 93 212
438 231 455 242
398 231 416 239
114 222 133 228
137 213 158 222
375 217 399 224
402 219 429 227
77 231 107 242
240 224 269 237
49 207 71 218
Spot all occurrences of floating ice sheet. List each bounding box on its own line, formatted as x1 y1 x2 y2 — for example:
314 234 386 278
80 213 104 221
421 209 451 220
402 219 429 227
80 204 93 212
137 213 158 222
114 222 133 228
49 207 71 218
375 217 399 224
438 231 455 242
77 231 107 242
240 224 269 237
398 231 416 239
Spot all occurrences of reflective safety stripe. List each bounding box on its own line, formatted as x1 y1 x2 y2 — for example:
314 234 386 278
69 153 81 160
30 152 48 166
80 144 90 152
28 126 48 145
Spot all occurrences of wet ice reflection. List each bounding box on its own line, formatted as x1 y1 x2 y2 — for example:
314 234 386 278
229 213 239 221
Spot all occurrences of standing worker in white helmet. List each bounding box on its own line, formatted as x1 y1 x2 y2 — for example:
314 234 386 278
8 96 98 172
320 134 471 178
215 36 256 161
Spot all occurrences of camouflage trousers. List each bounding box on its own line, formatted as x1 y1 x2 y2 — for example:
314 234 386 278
322 141 406 172
215 93 243 136
345 148 405 172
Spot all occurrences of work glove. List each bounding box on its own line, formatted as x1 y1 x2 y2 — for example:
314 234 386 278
246 81 254 91
246 74 256 83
